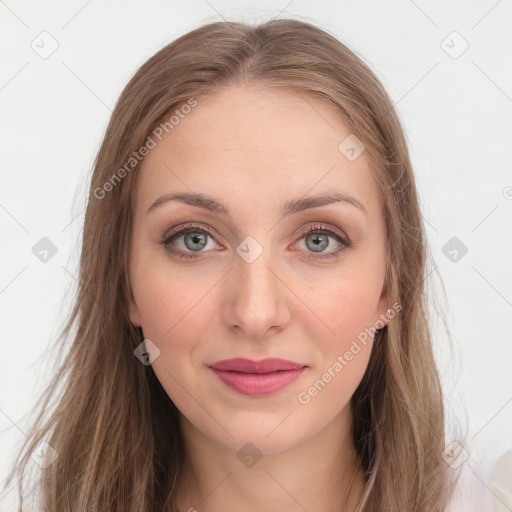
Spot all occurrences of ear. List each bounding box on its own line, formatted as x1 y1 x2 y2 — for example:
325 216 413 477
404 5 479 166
128 292 142 327
374 274 391 328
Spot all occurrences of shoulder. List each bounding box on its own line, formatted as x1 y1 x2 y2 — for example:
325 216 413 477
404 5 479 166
444 447 512 512
491 449 512 512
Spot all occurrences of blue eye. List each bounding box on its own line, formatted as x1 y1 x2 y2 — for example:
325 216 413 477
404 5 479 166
293 223 351 260
160 223 219 261
160 222 351 261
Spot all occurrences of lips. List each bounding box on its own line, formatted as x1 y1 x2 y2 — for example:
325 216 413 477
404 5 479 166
208 358 308 396
208 358 306 373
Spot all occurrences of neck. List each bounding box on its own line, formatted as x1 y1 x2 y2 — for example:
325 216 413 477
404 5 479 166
173 407 366 512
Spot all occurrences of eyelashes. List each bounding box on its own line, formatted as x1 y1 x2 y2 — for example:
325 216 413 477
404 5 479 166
161 223 220 261
160 222 352 262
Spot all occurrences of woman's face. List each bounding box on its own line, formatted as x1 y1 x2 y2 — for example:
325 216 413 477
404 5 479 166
128 84 389 454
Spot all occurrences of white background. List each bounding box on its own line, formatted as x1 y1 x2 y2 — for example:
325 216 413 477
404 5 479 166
1 1 511 511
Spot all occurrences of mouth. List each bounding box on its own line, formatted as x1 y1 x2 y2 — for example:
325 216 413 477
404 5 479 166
208 358 308 396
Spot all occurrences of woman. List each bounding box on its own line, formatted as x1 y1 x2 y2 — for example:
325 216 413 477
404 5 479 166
3 18 461 511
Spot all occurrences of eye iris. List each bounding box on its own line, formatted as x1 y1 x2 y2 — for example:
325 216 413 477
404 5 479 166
306 233 329 252
184 232 207 251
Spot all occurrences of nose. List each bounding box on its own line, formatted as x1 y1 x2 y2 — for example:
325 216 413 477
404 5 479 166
221 245 291 341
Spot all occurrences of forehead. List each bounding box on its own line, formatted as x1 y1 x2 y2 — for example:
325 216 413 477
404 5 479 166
136 84 381 219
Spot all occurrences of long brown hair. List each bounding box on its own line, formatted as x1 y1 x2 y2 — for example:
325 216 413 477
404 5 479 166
3 18 461 511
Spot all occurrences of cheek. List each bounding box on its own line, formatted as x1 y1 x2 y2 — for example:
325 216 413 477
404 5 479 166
295 281 377 415
305 272 382 347
295 263 383 405
130 254 217 341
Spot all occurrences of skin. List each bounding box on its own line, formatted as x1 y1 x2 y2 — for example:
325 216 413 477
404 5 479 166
128 84 390 512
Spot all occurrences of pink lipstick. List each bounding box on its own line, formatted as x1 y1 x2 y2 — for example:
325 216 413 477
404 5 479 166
208 358 307 396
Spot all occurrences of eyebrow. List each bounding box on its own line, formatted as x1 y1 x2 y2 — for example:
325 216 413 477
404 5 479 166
146 191 367 217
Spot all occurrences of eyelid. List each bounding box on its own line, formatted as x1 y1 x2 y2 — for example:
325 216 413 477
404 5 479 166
162 222 219 243
161 221 351 259
294 222 350 245
289 223 351 260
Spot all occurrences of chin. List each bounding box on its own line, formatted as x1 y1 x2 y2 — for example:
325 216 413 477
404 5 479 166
211 414 310 455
